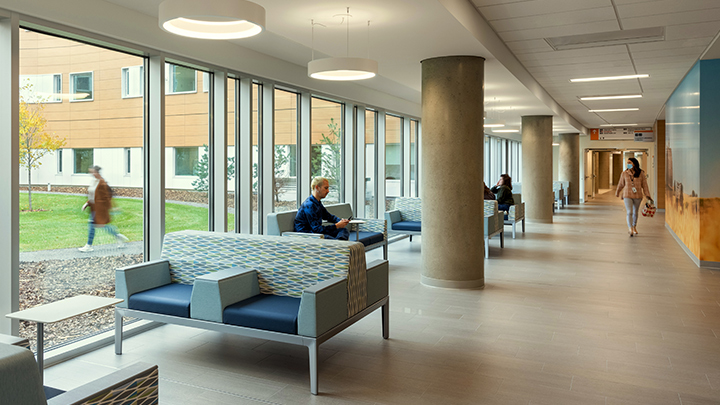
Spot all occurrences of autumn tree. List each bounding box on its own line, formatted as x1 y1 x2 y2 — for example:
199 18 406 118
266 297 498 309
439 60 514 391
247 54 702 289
19 87 66 210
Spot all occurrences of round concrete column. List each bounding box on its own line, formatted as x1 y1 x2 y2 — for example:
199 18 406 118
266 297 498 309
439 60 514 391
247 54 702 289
558 133 580 204
420 56 485 289
521 115 553 223
598 151 611 189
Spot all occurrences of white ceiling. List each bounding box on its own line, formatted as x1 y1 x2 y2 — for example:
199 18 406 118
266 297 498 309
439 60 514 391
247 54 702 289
99 0 720 134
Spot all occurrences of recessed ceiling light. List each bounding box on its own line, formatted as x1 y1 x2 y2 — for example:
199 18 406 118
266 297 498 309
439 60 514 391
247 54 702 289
600 124 637 127
588 108 639 113
571 74 648 83
492 129 519 133
552 143 560 146
546 27 665 51
579 94 642 101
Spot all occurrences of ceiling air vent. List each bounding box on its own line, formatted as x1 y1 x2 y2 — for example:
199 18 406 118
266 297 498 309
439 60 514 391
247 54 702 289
545 27 665 51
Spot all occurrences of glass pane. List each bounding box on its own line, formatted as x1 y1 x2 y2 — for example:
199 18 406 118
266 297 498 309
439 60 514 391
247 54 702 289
227 78 236 232
385 115 402 210
165 63 209 233
410 120 417 197
74 149 93 174
252 83 259 234
311 98 343 204
365 110 377 218
18 30 145 351
70 72 93 100
274 89 298 212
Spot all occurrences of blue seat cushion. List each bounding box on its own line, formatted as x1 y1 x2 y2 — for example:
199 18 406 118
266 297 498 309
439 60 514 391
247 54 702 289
128 283 193 318
350 231 384 246
504 214 509 220
392 221 421 232
223 294 301 334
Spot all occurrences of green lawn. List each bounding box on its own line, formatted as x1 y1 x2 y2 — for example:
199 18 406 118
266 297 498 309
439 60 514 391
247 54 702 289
19 193 232 252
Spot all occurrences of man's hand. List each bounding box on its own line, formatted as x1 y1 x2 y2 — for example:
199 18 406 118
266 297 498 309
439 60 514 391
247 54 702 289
336 219 350 229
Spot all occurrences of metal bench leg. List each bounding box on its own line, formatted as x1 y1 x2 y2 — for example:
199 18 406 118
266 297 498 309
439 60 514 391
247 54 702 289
512 223 517 239
383 242 388 260
409 235 413 242
308 340 318 395
522 219 525 233
484 238 489 258
382 300 390 339
500 230 504 248
115 309 123 355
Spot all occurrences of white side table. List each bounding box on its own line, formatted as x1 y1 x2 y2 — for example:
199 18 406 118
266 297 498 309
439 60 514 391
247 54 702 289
6 295 123 385
348 219 366 242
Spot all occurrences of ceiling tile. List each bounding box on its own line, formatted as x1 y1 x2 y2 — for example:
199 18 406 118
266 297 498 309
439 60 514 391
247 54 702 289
617 0 720 18
478 0 611 21
621 8 720 30
498 20 620 42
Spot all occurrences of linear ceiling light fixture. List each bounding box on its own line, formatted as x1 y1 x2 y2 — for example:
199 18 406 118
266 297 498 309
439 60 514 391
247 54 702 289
159 0 265 39
492 129 519 133
546 27 665 51
579 94 642 101
600 124 638 127
308 8 378 81
571 74 648 83
588 108 639 113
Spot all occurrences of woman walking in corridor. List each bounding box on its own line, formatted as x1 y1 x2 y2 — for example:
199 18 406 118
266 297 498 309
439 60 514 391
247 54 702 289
615 157 652 236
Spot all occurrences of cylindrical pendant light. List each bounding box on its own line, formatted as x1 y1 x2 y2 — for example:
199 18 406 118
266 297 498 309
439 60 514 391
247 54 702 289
159 0 265 40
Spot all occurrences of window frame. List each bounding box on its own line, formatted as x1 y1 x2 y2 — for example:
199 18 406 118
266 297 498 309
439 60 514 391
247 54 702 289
69 71 94 102
165 64 198 95
121 65 144 99
174 146 199 176
73 148 94 174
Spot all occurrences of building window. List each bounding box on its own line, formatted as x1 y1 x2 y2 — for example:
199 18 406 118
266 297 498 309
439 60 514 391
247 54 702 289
74 149 93 174
124 148 131 174
121 66 143 98
175 147 198 176
57 150 63 173
165 64 197 94
20 74 62 103
202 72 210 93
69 71 94 101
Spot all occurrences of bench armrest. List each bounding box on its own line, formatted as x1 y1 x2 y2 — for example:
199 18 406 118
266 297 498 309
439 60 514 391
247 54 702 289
48 362 158 405
385 210 402 225
366 259 389 305
282 232 325 239
191 267 259 322
115 260 171 308
297 277 348 338
509 202 525 221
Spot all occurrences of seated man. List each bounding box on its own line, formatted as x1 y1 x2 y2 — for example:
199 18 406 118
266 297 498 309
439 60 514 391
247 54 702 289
294 177 350 240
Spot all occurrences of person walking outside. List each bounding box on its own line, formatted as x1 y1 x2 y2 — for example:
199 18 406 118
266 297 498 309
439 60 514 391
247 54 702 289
490 174 515 212
615 157 653 237
78 165 128 252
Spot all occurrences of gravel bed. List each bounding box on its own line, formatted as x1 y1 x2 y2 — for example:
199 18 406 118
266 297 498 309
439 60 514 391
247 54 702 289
19 254 142 352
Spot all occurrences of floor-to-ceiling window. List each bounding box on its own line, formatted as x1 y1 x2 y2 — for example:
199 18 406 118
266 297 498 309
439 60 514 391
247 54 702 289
410 119 418 197
365 110 377 217
385 114 403 209
274 89 299 212
18 30 145 350
227 77 237 232
311 97 344 204
252 82 260 233
164 63 210 233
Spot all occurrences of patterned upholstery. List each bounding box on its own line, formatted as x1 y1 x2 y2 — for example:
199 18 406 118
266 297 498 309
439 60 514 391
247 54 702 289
161 230 368 317
356 218 388 244
484 200 497 216
393 198 422 222
509 202 524 221
78 367 159 405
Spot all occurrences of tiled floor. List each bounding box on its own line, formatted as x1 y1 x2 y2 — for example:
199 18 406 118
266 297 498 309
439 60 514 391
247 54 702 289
45 190 720 404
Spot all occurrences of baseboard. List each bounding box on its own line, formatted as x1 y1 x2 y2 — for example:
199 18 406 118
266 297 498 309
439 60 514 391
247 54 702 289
665 223 701 268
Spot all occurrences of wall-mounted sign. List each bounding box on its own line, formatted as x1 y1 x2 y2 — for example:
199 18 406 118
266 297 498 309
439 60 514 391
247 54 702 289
634 128 654 142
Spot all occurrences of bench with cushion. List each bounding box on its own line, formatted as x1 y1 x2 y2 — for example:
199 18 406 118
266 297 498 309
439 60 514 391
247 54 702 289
0 342 158 405
267 203 388 259
504 193 526 239
484 200 504 258
115 230 389 395
385 197 421 241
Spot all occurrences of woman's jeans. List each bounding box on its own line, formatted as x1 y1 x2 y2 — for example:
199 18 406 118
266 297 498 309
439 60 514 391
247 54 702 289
88 211 120 245
623 198 643 228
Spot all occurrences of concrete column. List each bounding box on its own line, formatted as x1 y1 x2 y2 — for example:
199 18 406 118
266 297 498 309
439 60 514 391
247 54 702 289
558 133 579 204
598 151 611 189
521 115 553 223
421 56 484 289
612 153 623 185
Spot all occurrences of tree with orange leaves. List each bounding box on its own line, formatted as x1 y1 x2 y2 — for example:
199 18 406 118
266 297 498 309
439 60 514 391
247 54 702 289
20 85 66 210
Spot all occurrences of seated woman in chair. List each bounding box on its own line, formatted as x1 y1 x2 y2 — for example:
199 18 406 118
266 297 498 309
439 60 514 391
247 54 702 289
490 174 515 212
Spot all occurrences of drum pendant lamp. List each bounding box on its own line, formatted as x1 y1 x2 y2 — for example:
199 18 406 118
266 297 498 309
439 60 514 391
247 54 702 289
159 0 265 40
